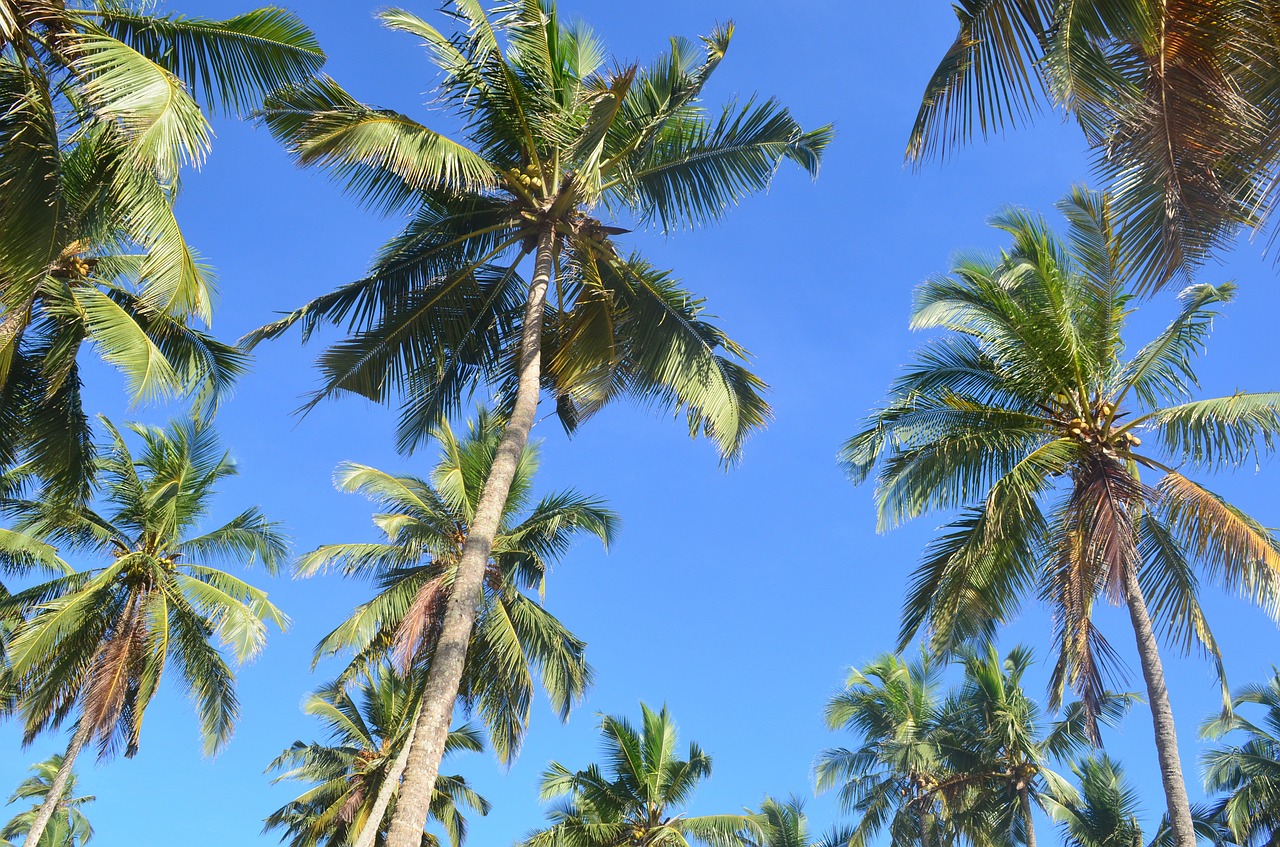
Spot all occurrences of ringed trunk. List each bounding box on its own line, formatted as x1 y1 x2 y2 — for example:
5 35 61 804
384 226 555 847
1019 786 1036 847
353 697 422 847
1122 565 1196 847
21 718 91 847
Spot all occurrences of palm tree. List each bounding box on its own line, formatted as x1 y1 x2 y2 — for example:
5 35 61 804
265 666 489 847
1 755 93 847
525 703 759 847
1202 670 1280 845
906 0 1280 290
249 6 828 842
816 652 957 847
298 408 614 847
843 186 1280 847
939 645 1133 847
0 416 289 847
0 2 324 500
741 797 854 847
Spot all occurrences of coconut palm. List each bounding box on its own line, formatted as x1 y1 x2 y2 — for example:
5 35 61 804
1202 670 1280 846
298 408 613 847
816 653 957 847
524 703 759 847
939 645 1133 847
0 755 93 847
0 1 324 500
0 416 289 847
740 797 854 847
265 666 488 847
249 6 828 841
843 186 1280 847
906 0 1280 290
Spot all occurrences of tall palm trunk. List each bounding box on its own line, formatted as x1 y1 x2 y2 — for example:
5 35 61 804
1122 564 1196 847
385 226 555 847
21 717 90 847
1019 786 1036 847
353 698 421 847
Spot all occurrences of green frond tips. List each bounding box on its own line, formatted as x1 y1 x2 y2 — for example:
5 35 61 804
847 187 1280 742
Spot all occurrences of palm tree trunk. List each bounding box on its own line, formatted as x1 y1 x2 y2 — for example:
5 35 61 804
354 699 421 847
1019 787 1036 847
21 718 90 847
385 226 555 847
920 804 931 847
1122 565 1196 847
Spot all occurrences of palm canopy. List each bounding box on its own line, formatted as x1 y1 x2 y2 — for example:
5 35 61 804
906 0 1280 291
265 666 489 847
525 703 760 847
815 652 958 847
0 1 324 500
1 754 94 847
249 0 830 459
843 186 1280 732
1202 670 1280 845
297 408 615 765
0 416 289 758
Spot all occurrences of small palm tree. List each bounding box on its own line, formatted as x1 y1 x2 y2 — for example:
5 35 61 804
939 645 1133 847
844 187 1280 847
0 2 324 500
0 417 289 847
816 653 956 847
299 408 613 847
265 667 488 847
741 797 854 847
1202 670 1280 845
525 703 759 847
250 5 828 841
0 755 93 847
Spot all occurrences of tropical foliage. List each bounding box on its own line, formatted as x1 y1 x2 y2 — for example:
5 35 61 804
908 0 1280 289
0 755 92 847
0 417 288 846
298 409 614 765
265 667 488 847
1202 670 1280 846
525 703 760 847
843 186 1280 845
0 1 323 500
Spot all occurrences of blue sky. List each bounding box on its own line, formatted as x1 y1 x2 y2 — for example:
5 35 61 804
5 1 1280 845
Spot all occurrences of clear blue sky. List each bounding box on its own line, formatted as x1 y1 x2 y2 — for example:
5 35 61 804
5 2 1280 845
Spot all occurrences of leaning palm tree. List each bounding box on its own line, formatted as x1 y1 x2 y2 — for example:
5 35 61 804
1202 670 1280 846
0 755 93 847
843 186 1280 847
298 408 613 847
0 416 289 847
907 0 1280 290
249 6 828 842
816 652 957 847
0 2 324 500
265 667 489 847
525 703 759 847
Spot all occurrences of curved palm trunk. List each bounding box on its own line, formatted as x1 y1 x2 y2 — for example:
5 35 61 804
385 226 555 847
353 700 421 847
1019 787 1036 847
21 718 90 847
1122 565 1196 847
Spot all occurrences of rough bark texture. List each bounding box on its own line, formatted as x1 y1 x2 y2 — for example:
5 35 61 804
21 718 90 847
385 227 554 847
1019 786 1036 847
1123 565 1196 847
353 700 421 847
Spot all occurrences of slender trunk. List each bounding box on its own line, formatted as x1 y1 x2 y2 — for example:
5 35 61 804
1019 787 1036 847
919 802 931 847
21 718 90 847
353 700 422 847
385 227 555 847
1122 565 1196 847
